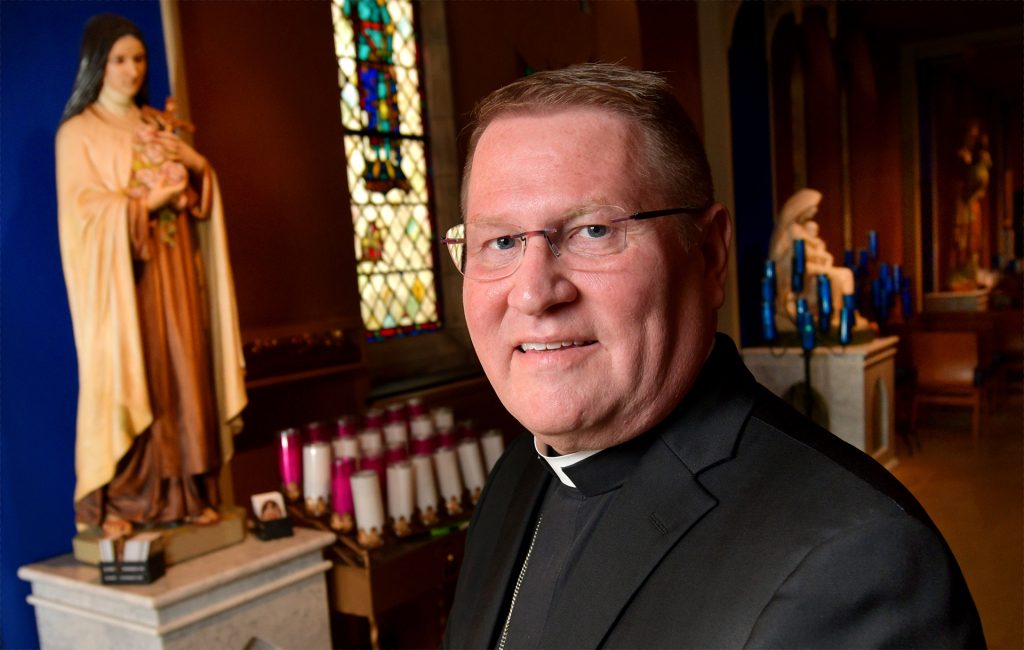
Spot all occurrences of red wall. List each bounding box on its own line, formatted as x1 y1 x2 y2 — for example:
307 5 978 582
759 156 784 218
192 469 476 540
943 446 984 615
845 26 904 265
445 0 703 171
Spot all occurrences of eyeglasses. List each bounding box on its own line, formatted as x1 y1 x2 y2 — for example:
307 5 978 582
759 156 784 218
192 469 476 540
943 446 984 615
441 205 706 280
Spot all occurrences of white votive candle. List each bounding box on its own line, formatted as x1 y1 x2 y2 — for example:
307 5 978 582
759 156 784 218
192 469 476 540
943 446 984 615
351 469 386 534
457 439 486 503
432 406 455 433
480 429 505 473
359 428 384 456
384 421 409 449
386 462 415 524
412 453 439 517
334 436 361 464
302 441 332 516
434 447 463 503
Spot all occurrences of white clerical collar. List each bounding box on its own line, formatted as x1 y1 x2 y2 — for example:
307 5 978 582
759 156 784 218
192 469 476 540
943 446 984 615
534 438 601 488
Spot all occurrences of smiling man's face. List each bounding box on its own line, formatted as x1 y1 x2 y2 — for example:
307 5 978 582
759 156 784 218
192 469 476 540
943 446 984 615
462 108 723 453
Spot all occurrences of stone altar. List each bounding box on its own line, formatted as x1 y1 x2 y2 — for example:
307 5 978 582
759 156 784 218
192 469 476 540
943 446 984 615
742 336 899 468
19 528 335 649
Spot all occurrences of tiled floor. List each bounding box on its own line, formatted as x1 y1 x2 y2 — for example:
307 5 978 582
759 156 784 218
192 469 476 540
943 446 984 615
891 390 1024 649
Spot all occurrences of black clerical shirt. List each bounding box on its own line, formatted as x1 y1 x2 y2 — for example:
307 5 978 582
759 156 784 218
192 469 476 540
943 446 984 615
497 432 655 649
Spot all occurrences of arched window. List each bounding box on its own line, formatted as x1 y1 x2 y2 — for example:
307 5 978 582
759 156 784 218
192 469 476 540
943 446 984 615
332 0 440 342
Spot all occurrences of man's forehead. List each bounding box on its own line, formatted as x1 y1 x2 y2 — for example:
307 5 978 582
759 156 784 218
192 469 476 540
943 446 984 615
478 106 637 141
467 110 644 206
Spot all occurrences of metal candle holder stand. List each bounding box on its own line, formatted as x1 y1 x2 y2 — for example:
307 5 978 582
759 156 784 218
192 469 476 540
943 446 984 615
287 498 471 563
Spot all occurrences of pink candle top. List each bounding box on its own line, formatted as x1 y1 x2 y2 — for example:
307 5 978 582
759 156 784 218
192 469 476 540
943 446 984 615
335 416 358 438
386 445 409 465
458 419 478 440
407 397 426 417
278 428 303 487
386 402 407 423
364 408 385 429
411 436 435 456
331 457 354 515
438 430 458 450
306 421 328 443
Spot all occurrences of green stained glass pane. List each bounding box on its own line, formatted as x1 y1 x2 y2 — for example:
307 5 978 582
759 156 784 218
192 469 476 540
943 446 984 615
406 296 420 320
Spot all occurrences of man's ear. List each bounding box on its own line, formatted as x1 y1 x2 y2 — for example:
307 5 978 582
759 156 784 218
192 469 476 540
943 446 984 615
700 203 732 310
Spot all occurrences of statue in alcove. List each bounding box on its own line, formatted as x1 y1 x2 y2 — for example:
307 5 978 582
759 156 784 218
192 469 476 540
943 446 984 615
56 14 247 538
950 121 992 290
769 188 867 333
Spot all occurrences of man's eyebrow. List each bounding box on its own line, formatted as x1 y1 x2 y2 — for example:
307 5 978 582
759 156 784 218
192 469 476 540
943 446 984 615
466 214 515 226
468 202 616 225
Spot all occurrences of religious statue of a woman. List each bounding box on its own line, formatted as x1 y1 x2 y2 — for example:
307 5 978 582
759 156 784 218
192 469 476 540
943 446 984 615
56 14 247 538
769 188 870 337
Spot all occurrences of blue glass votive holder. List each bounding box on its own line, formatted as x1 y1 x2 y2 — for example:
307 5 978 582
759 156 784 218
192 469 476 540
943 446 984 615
817 275 832 334
843 249 855 269
798 311 816 351
839 307 854 345
761 301 777 342
858 249 870 269
901 285 913 318
792 240 806 294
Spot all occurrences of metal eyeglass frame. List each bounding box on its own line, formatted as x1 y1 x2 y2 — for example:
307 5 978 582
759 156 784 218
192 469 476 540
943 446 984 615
441 205 708 279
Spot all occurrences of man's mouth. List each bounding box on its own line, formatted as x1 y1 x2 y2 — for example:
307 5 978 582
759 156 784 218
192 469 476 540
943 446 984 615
516 341 596 353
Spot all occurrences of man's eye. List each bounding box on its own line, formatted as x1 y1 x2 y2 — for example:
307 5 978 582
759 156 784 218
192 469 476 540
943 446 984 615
488 235 517 251
581 224 610 238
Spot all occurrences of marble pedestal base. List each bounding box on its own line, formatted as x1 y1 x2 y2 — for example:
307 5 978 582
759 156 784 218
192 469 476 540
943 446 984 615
742 336 899 468
19 528 335 649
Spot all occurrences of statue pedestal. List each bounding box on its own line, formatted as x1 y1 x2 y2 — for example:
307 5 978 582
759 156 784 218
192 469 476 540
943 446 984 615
72 507 247 566
19 528 335 649
742 336 899 468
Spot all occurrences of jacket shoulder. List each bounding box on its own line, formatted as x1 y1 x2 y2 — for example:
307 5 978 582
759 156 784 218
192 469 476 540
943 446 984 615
744 384 936 528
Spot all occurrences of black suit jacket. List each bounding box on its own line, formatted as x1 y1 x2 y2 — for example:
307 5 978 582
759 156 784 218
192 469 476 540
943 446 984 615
445 336 984 649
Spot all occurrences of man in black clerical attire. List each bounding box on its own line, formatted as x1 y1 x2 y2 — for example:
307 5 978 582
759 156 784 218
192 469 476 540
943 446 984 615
441 63 984 649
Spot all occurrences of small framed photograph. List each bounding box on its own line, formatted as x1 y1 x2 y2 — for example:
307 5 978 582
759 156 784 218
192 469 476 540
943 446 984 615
251 491 287 522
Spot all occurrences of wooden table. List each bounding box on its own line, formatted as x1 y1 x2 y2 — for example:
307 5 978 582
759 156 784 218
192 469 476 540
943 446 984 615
294 507 469 649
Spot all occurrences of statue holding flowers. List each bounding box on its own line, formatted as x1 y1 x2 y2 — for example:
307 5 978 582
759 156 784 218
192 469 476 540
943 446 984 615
56 14 246 538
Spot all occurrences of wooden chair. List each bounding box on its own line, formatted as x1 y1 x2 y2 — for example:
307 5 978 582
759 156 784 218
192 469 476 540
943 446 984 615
910 330 985 443
994 309 1024 396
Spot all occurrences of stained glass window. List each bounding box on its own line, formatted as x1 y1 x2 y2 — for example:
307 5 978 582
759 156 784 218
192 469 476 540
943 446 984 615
332 0 441 341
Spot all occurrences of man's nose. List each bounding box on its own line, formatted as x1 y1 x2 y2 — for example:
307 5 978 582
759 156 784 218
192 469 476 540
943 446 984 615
506 234 577 315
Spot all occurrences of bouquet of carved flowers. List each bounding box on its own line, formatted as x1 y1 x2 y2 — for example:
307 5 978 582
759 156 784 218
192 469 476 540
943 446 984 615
127 105 195 247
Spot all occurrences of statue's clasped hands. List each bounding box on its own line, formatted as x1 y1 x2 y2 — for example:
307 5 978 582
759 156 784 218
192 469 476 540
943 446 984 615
153 130 206 175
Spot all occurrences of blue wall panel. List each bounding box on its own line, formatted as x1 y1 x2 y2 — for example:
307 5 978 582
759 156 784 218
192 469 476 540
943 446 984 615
1 4 168 646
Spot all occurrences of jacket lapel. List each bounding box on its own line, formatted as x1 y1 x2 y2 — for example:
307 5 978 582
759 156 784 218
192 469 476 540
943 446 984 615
541 441 717 648
446 435 550 649
541 335 758 648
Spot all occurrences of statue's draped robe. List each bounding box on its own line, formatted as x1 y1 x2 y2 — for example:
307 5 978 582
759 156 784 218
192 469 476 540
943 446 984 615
56 104 247 527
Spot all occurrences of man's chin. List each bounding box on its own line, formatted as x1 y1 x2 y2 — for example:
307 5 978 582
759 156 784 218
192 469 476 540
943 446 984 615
525 423 596 455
